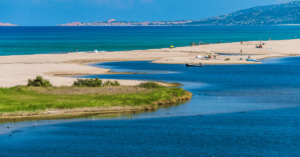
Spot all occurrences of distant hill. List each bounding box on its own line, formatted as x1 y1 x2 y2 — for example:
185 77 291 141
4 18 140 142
57 1 300 26
187 1 300 25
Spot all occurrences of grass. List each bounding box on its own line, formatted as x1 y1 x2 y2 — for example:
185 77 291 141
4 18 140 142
0 86 190 115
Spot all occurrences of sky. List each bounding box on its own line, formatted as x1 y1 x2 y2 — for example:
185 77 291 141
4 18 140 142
0 0 297 26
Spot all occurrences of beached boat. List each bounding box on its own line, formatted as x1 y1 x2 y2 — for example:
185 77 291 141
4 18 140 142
186 63 204 67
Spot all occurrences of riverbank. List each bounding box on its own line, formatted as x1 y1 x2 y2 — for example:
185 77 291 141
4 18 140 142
0 39 298 88
0 85 192 123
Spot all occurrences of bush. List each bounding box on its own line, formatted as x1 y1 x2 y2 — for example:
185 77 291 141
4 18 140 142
113 81 121 86
73 77 102 87
225 58 230 61
138 81 164 89
28 76 52 87
104 80 121 86
73 77 120 87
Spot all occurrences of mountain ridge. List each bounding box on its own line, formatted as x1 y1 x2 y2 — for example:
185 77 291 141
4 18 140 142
56 1 300 26
188 1 300 25
5 1 299 26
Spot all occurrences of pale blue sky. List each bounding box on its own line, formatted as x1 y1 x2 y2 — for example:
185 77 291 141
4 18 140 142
0 0 297 26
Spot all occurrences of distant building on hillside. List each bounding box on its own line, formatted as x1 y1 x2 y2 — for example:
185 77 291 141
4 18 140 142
107 19 116 23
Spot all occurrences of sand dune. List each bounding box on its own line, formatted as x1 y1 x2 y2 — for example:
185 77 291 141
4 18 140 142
0 39 298 87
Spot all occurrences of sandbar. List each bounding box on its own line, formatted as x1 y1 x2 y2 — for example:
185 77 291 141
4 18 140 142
0 39 299 87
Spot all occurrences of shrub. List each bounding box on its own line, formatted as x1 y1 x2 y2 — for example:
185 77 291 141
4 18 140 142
73 77 103 87
103 80 112 86
225 58 230 61
28 76 52 87
73 77 120 87
113 81 121 86
103 80 121 86
138 81 164 89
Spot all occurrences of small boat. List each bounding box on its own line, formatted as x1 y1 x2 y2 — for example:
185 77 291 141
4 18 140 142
186 63 204 67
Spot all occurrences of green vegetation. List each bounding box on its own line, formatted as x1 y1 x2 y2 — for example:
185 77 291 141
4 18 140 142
0 85 190 115
103 80 120 86
225 58 230 61
28 76 52 87
138 81 163 89
73 77 120 87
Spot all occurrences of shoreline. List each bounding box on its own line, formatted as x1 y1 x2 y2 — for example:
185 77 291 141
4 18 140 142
1 39 299 87
0 89 192 123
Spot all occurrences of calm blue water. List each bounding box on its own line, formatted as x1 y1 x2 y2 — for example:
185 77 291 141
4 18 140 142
1 56 300 156
80 56 300 116
1 108 300 156
1 26 300 56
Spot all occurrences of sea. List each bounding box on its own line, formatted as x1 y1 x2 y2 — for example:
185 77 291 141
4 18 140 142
1 26 300 156
0 26 300 56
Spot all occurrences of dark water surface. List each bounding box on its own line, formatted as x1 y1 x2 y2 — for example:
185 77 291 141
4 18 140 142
82 56 300 117
1 108 300 156
1 56 300 156
1 26 300 56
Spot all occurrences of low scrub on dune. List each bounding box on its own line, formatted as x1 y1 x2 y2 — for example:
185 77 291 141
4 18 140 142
73 77 120 87
28 76 52 87
0 86 190 115
138 81 163 89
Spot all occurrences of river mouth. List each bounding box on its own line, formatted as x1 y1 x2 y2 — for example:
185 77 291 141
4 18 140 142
77 56 300 117
2 56 299 124
2 56 300 156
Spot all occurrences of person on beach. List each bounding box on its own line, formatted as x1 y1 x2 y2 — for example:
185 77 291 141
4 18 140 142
241 41 243 44
248 55 250 59
240 49 243 54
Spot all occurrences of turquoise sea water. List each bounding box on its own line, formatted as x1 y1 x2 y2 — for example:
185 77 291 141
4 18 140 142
0 26 300 56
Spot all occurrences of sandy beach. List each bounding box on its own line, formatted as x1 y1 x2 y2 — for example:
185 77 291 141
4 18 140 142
0 39 299 87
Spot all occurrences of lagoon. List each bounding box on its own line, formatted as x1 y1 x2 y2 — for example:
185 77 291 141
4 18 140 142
1 56 300 156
